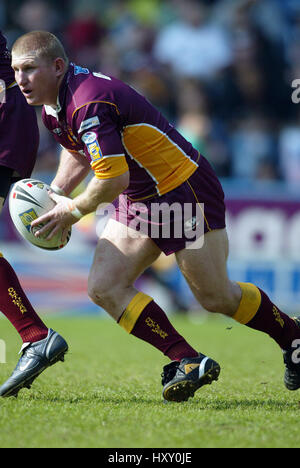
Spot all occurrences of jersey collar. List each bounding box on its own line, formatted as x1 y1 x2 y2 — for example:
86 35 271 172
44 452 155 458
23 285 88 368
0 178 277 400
43 65 70 120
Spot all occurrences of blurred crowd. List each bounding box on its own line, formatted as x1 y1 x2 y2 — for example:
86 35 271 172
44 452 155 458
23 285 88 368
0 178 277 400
2 0 300 183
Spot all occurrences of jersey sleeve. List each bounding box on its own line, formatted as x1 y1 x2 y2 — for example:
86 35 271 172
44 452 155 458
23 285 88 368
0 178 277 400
74 102 129 180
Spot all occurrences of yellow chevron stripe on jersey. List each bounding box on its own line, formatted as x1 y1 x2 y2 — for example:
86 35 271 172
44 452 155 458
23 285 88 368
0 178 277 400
72 100 120 119
122 124 198 196
7 81 17 89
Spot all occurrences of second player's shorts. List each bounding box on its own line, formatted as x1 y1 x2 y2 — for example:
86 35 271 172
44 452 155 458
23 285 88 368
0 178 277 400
0 85 38 180
113 155 226 255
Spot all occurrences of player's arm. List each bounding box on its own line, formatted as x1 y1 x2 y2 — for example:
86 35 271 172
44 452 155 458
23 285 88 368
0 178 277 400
71 171 129 216
32 103 129 240
31 170 129 242
31 147 129 241
51 147 91 196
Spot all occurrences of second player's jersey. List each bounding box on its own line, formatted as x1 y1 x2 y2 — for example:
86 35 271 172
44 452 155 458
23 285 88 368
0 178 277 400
42 63 200 200
0 31 16 87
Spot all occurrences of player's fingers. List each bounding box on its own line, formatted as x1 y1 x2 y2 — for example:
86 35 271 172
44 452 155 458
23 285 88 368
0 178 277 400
34 219 57 238
60 227 70 244
48 192 61 204
45 224 62 241
31 211 53 227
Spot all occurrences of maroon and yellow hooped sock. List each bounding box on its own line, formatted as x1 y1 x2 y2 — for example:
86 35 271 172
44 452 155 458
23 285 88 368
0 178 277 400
233 282 300 350
118 292 198 361
0 255 48 343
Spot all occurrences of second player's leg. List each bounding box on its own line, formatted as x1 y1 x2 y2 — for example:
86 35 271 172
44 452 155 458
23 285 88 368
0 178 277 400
0 167 68 398
0 166 49 343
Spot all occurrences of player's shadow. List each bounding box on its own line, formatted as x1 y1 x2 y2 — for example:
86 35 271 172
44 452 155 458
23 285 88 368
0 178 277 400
13 392 299 410
192 398 298 411
13 391 163 406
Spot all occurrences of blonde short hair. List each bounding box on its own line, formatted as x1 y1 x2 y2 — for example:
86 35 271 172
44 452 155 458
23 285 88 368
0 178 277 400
12 30 69 65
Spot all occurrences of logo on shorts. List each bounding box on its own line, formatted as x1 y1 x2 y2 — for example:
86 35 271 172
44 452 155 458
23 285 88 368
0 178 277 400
53 127 62 136
19 208 38 232
184 216 200 231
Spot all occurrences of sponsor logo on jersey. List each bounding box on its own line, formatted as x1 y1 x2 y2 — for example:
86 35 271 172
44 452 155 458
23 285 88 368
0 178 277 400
73 64 89 75
82 132 102 161
79 116 100 133
87 141 102 161
19 208 38 232
81 132 97 144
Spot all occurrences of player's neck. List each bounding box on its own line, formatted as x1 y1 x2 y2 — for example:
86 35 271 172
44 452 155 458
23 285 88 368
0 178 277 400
48 71 67 109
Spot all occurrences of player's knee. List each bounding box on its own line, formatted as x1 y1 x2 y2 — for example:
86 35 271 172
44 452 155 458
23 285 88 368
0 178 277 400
87 273 121 310
88 279 109 307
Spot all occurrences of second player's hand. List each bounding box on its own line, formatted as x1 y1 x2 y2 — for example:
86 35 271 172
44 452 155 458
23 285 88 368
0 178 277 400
31 192 79 242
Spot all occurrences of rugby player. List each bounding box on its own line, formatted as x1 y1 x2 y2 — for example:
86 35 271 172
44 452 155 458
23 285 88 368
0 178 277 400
9 30 300 402
0 31 68 398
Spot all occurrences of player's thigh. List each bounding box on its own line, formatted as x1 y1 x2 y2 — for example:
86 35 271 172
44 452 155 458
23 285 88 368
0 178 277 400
89 218 161 294
175 228 239 313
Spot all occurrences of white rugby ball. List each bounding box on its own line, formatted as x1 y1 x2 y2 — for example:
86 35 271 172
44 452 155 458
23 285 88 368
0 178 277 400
9 178 71 250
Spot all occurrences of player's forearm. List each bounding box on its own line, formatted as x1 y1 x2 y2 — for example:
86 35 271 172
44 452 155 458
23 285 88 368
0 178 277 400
51 148 91 196
72 172 129 216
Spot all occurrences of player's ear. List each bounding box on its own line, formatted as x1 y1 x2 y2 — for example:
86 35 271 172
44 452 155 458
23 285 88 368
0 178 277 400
54 57 66 77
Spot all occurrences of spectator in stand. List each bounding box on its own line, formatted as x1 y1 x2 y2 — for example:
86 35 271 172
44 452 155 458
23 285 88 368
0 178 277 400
64 5 105 69
152 0 232 80
213 1 289 122
278 109 300 184
229 113 278 181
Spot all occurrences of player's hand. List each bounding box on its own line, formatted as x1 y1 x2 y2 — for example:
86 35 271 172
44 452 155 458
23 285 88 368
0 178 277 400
31 191 80 243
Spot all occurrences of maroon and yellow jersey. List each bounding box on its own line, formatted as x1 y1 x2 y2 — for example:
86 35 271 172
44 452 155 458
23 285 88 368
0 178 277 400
0 31 38 179
42 63 200 200
0 31 16 87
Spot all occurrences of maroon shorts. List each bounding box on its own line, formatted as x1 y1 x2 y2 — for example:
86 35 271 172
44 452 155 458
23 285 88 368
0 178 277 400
113 156 226 255
0 86 38 180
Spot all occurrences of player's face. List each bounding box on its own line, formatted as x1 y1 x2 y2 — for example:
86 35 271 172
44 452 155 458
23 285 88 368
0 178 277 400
12 52 62 107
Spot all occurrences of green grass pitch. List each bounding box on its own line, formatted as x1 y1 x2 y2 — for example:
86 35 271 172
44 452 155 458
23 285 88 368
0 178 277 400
0 315 299 448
